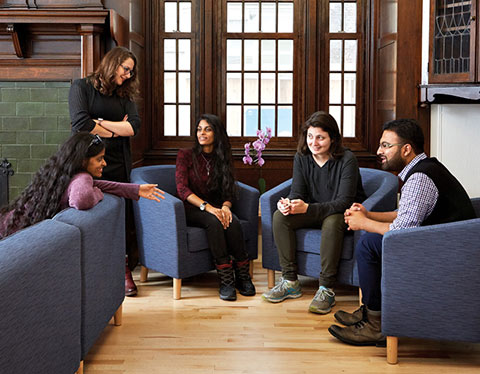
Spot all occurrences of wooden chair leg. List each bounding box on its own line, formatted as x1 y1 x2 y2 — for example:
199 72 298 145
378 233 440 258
140 266 149 282
387 336 398 364
173 278 182 299
358 288 363 306
249 260 254 279
75 360 84 374
267 269 275 288
114 304 123 326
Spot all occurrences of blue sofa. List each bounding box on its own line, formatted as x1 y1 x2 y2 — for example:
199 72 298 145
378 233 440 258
131 165 260 299
382 197 480 364
260 167 399 288
0 193 126 374
54 193 125 363
0 219 82 374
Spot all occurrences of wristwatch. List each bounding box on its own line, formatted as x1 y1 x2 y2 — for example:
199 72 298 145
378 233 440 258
199 202 208 211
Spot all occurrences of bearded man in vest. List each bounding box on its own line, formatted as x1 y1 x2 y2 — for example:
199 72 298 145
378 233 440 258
328 118 476 346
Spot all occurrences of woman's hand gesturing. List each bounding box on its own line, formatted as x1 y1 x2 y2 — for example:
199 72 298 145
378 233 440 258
138 184 165 202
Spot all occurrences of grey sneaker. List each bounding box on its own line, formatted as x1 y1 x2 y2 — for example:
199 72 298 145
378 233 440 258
308 286 335 314
262 278 302 303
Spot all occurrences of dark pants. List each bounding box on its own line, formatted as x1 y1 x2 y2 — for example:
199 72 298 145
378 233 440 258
355 232 383 311
272 210 346 287
102 161 138 269
185 208 248 265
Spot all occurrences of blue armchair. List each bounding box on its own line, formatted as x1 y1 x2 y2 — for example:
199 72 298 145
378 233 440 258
260 168 398 288
131 165 260 299
382 198 480 364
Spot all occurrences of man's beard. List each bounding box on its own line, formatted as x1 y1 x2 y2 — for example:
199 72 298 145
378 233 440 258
380 153 405 172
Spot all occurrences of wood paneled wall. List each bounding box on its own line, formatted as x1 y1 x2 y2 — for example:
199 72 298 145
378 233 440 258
0 0 148 167
370 0 430 154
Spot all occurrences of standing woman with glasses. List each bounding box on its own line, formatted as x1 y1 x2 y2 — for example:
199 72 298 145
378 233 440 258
68 46 142 296
0 132 164 240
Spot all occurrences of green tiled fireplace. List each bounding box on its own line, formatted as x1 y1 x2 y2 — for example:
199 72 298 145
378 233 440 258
0 81 71 200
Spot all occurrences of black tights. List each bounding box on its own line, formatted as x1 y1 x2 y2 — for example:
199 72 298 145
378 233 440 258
185 208 248 265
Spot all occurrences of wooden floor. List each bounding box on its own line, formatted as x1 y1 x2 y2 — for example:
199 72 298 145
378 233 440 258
85 263 480 373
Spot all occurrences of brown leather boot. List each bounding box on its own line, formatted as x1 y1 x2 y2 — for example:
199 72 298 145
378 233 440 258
334 305 367 326
328 309 386 346
125 259 137 297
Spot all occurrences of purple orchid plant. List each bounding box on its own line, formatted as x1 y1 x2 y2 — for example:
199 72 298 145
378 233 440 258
243 127 272 194
243 127 272 167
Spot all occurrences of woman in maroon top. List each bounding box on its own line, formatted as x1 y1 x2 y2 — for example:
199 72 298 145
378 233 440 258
0 133 164 287
175 114 255 301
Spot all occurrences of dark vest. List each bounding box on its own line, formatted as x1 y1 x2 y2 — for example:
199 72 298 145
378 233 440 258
404 157 476 226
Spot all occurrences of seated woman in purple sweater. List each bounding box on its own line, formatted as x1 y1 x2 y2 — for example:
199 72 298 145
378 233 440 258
0 132 164 242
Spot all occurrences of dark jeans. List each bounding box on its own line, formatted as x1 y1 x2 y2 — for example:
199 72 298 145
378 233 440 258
272 210 346 287
355 232 383 311
185 208 248 265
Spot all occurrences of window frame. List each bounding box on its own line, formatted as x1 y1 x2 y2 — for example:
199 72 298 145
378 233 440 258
217 0 304 151
149 0 369 155
428 0 477 83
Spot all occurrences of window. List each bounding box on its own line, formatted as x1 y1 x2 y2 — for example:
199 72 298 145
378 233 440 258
327 0 361 138
222 0 297 138
150 0 368 155
161 1 194 137
429 0 477 83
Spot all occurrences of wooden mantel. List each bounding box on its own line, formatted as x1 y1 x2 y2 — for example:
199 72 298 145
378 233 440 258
0 8 111 80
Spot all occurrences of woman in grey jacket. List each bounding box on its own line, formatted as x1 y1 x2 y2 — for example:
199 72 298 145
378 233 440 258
262 111 366 314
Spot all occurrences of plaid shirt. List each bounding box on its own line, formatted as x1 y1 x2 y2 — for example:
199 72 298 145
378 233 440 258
390 153 439 231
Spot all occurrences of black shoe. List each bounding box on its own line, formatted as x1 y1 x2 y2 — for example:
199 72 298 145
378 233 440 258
216 262 237 301
234 259 256 296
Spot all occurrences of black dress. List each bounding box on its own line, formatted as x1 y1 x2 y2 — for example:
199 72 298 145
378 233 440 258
68 78 141 182
69 78 142 267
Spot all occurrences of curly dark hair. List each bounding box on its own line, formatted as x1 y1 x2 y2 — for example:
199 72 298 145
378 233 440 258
88 46 140 100
192 114 238 202
297 111 345 159
0 132 105 238
382 118 425 154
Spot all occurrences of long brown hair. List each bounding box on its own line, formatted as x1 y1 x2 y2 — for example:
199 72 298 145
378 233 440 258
88 46 140 100
297 111 345 159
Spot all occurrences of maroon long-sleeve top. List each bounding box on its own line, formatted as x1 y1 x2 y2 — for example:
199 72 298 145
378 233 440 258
176 148 224 208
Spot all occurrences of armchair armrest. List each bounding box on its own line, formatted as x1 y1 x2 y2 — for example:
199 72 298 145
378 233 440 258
260 178 292 225
361 170 398 213
233 181 260 222
260 179 292 266
381 218 480 342
132 179 190 279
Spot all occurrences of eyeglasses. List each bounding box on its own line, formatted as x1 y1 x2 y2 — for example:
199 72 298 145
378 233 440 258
378 142 404 150
88 134 103 148
121 65 134 78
